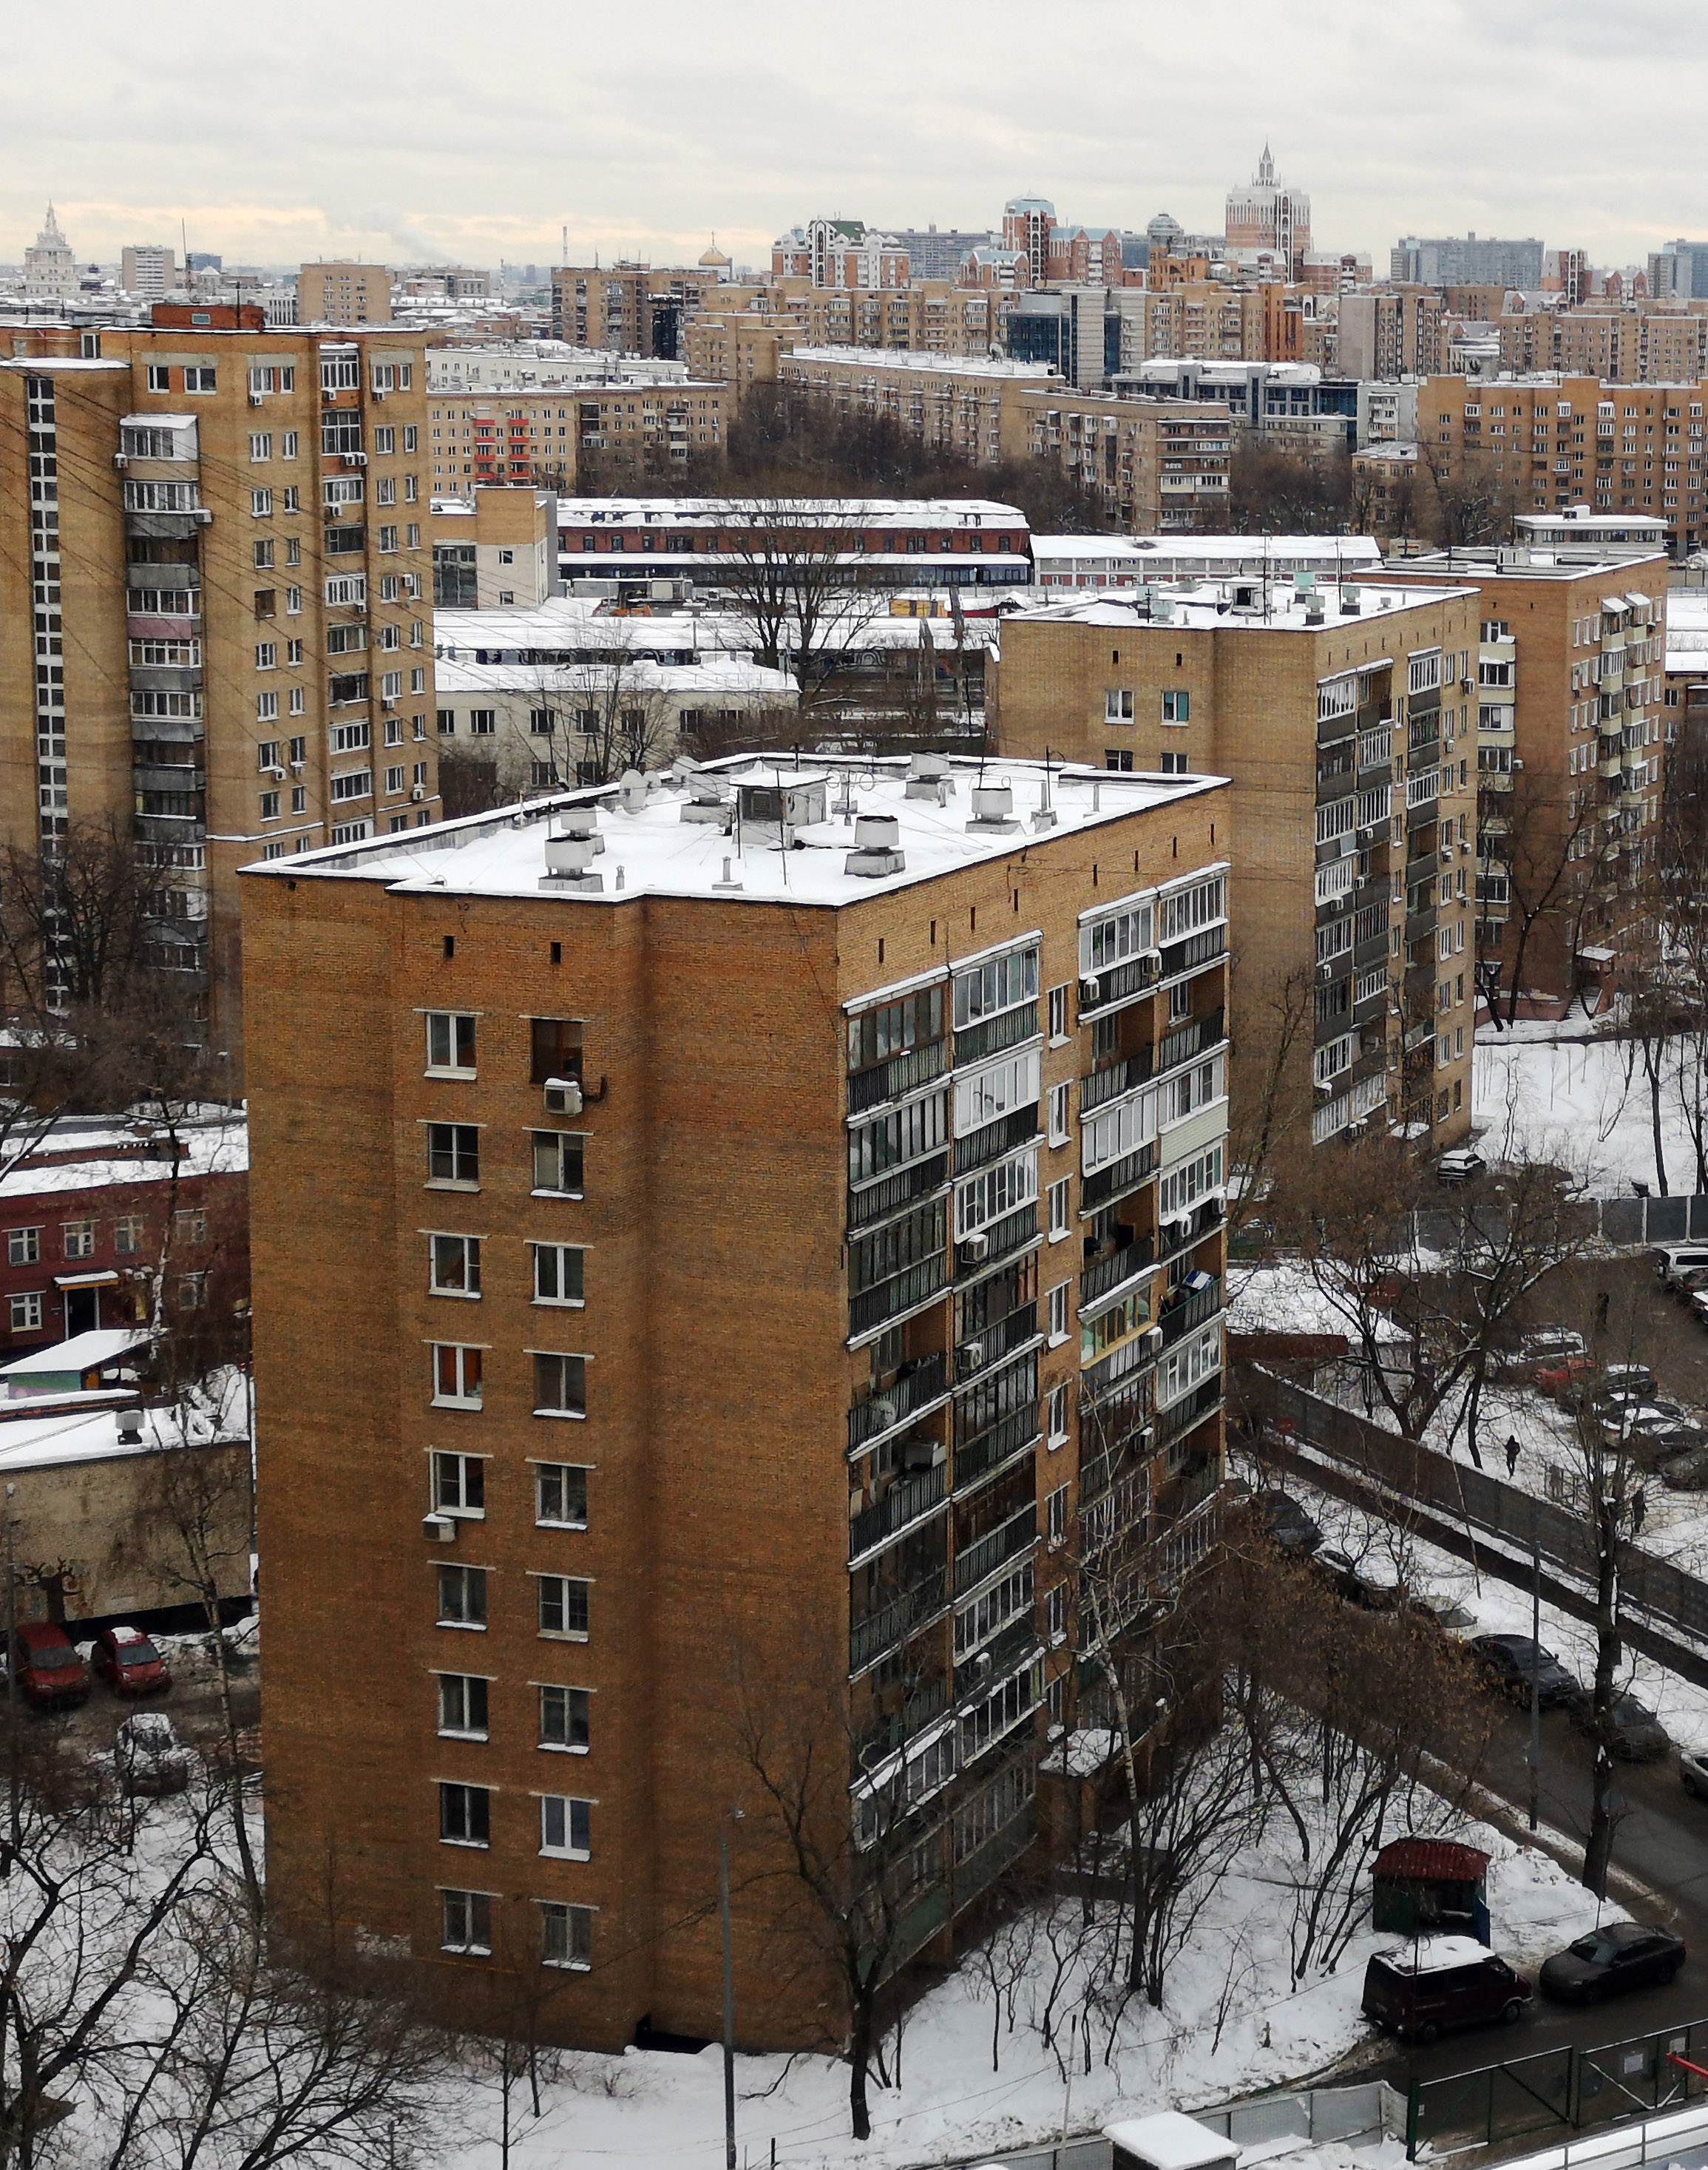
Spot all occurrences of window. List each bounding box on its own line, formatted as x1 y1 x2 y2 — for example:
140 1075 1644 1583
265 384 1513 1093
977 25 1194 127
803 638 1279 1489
249 432 272 462
173 1206 206 1245
331 771 370 803
250 488 273 518
535 1463 588 1528
1048 1177 1070 1238
532 1245 584 1305
438 1674 489 1737
386 766 405 795
1048 1382 1068 1447
1105 749 1133 773
437 1564 487 1627
432 1452 485 1521
439 1782 489 1848
1048 1281 1071 1345
470 709 495 736
1046 1484 1068 1544
432 1345 483 1407
533 1353 586 1416
1047 984 1070 1043
61 1220 94 1261
529 1017 583 1084
441 1889 491 1955
282 430 298 459
1159 752 1188 775
1162 690 1190 723
379 525 399 554
539 1684 590 1751
427 1012 476 1075
427 1123 479 1186
114 1214 143 1257
540 1902 592 1970
146 363 169 392
532 1132 584 1195
184 367 216 393
260 791 281 822
1048 1081 1071 1146
1105 689 1133 723
9 1294 42 1334
539 1795 591 1859
538 1575 590 1638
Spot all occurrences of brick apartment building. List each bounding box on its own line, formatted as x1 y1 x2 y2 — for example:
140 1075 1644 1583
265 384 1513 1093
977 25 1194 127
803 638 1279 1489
243 753 1230 2044
0 316 444 1076
994 577 1479 1148
1382 543 1670 1009
0 1110 248 1351
297 263 393 327
1417 374 1708 555
427 377 728 495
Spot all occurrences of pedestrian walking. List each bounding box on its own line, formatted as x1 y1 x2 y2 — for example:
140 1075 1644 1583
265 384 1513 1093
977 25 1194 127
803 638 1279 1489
1632 1487 1647 1535
1596 1289 1611 1331
1505 1435 1521 1477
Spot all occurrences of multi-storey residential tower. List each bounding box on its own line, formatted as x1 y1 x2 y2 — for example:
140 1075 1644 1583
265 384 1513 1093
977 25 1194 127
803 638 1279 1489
994 578 1480 1148
0 320 442 1074
243 753 1231 2044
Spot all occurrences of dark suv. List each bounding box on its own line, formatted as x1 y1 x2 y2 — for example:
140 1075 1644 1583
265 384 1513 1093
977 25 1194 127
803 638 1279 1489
1470 1634 1580 1707
1363 1938 1531 2042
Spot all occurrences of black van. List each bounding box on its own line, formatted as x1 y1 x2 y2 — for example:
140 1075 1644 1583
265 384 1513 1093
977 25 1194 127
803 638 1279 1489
1363 1936 1532 2042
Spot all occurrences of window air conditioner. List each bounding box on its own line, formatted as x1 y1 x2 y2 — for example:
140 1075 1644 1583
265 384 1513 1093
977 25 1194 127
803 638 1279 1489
1141 1325 1163 1356
958 1340 986 1376
289 759 305 773
544 1077 583 1118
263 764 285 780
959 1232 989 1265
1079 975 1102 1006
248 392 264 407
112 453 128 471
410 784 426 802
422 1513 456 1543
1139 947 1162 976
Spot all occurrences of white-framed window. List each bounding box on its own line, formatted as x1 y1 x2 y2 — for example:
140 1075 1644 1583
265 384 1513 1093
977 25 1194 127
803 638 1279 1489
1046 1484 1068 1543
532 1352 586 1417
1158 1143 1224 1219
954 1147 1037 1238
1318 673 1355 722
1047 1382 1068 1447
8 1293 42 1334
540 1902 592 1970
538 1575 590 1639
952 1047 1040 1136
1048 1281 1071 1345
1156 873 1225 941
1105 689 1133 723
1047 1177 1070 1237
1080 895 1154 974
439 1782 489 1848
250 487 272 518
535 1464 588 1529
257 692 279 723
255 641 277 670
1157 1324 1221 1409
1048 1081 1071 1146
437 1673 489 1738
952 943 1039 1029
6 1228 39 1267
538 1795 592 1860
431 1344 483 1408
1316 796 1355 846
532 1132 584 1195
441 1889 492 1955
532 1244 584 1305
436 1564 487 1627
1162 689 1189 723
1312 1037 1354 1088
429 1234 481 1299
1047 984 1070 1042
426 1012 476 1075
331 770 371 802
248 432 272 462
539 1684 590 1751
1082 1084 1158 1176
1408 649 1442 694
61 1220 95 1260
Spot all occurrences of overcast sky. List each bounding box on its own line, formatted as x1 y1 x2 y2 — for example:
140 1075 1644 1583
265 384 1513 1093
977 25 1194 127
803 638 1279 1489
7 0 1708 274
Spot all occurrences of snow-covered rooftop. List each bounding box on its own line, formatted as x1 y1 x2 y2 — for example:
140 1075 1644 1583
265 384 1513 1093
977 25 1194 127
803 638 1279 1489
0 1328 151 1385
1103 2111 1238 2170
251 755 1226 910
1009 576 1468 635
433 656 796 699
0 1114 248 1204
554 495 1030 527
781 345 1060 381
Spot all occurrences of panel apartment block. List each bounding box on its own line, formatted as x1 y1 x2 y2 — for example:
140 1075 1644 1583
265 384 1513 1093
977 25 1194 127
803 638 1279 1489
993 578 1479 1147
242 754 1231 2046
0 324 443 1075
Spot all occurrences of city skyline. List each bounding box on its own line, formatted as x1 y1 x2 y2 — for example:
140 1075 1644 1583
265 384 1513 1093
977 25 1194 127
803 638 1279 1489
6 0 1708 271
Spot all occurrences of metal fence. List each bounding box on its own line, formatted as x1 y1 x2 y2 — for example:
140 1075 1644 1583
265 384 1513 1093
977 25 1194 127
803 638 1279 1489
1406 2014 1708 2158
1244 1371 1708 1649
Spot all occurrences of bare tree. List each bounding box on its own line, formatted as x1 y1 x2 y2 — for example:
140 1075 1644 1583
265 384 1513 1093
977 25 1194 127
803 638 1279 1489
1225 959 1315 1251
1417 442 1518 550
1477 765 1613 1030
711 502 887 716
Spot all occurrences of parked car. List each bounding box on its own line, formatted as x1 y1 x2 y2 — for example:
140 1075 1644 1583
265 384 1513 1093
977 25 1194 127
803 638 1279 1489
1470 1635 1581 1707
112 1711 192 1798
1539 1356 1601 1399
1539 1922 1684 2002
1570 1694 1670 1761
1633 1419 1708 1459
1363 1936 1531 2041
10 1623 89 1711
1312 1549 1394 1608
1662 1448 1708 1491
1519 1325 1588 1367
1437 1149 1487 1186
1409 1591 1479 1636
91 1624 171 1697
1249 1492 1323 1556
1680 1747 1708 1799
1604 1363 1659 1399
1655 1246 1708 1292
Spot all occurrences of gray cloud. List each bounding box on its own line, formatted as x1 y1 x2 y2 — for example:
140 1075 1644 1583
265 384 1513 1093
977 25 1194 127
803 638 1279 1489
4 0 1707 268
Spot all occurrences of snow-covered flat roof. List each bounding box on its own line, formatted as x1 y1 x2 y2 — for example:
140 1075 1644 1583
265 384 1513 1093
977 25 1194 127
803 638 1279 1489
250 755 1226 910
1009 576 1468 635
0 1328 150 1381
0 1118 248 1203
433 656 796 698
1032 535 1383 569
1104 2109 1238 2169
781 345 1059 380
555 495 1029 527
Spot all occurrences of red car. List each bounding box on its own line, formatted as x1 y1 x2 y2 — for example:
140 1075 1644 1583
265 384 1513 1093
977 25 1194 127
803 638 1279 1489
11 1623 89 1710
92 1625 172 1697
1536 1353 1598 1396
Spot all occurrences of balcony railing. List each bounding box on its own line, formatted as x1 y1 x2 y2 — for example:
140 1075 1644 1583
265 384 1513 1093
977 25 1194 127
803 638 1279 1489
849 1253 948 1339
963 1203 1037 1272
955 1303 1037 1383
855 1674 951 1773
847 1037 947 1117
850 1461 949 1565
1157 1006 1226 1078
1156 1198 1224 1267
953 1106 1038 1177
950 1793 1038 1917
953 1405 1040 1493
1080 1047 1154 1115
849 1569 949 1675
954 1504 1037 1593
1159 1276 1222 1349
847 1153 949 1233
1153 1373 1223 1447
1077 953 1159 1018
1160 925 1226 981
952 1004 1037 1068
1080 1235 1156 1308
848 1351 948 1454
1081 1140 1158 1213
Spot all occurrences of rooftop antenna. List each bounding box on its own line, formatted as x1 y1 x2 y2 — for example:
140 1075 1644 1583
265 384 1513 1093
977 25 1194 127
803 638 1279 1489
561 224 568 268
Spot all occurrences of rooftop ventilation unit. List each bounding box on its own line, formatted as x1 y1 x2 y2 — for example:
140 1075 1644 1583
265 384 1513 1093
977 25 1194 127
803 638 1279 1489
966 782 1019 835
845 813 905 879
540 832 604 891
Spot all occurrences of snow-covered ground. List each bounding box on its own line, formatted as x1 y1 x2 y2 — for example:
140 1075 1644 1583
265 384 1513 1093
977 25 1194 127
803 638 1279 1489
441 1800 1609 2170
1475 1033 1706 1197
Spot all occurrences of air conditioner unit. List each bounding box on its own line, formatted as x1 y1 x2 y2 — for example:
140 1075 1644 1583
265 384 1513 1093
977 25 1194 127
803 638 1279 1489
1460 677 1474 693
959 1232 989 1265
1079 975 1102 1006
262 764 285 780
1139 947 1162 976
289 759 305 774
373 388 387 402
958 1340 986 1376
410 784 426 802
543 1076 583 1117
192 508 214 526
422 1514 456 1543
248 391 265 407
382 698 396 712
112 452 128 471
343 450 367 468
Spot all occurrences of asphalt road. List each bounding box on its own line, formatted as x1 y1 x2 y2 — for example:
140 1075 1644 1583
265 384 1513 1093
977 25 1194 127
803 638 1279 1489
1344 1689 1708 2091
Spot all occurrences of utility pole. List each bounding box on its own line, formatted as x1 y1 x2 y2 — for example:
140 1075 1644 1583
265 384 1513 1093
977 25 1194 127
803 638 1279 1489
5 1484 18 1864
1529 1524 1542 1833
720 1828 737 2170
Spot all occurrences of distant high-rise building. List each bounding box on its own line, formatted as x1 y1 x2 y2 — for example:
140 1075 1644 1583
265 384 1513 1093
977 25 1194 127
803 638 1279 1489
1389 234 1545 289
890 227 996 282
1003 197 1055 287
298 263 393 326
22 205 76 298
186 252 223 274
1224 146 1310 277
121 245 176 300
1650 240 1708 301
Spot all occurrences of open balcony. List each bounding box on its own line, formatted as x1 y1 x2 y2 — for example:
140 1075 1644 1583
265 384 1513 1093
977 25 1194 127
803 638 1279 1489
849 1570 949 1676
848 1351 949 1455
849 1461 948 1566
